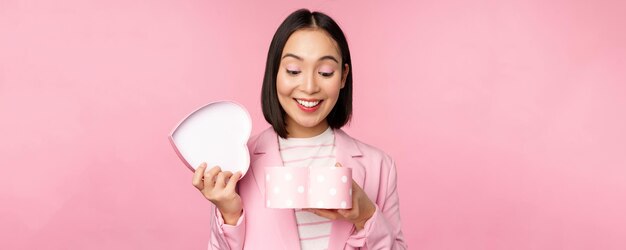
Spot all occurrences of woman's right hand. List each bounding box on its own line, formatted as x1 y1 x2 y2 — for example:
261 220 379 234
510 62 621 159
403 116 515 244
192 162 243 225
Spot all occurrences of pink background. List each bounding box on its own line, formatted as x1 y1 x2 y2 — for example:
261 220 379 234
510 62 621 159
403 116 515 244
1 0 625 249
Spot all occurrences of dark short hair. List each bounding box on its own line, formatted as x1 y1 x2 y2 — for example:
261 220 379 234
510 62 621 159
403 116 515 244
261 8 353 138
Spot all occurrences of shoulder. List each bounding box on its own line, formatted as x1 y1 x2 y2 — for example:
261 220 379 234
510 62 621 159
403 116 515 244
334 129 395 167
246 127 275 149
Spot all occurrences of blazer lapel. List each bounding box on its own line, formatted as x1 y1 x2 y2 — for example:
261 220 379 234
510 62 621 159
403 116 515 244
328 128 365 250
249 129 301 250
333 129 365 187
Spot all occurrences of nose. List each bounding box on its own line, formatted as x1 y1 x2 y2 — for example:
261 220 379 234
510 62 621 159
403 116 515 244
300 71 320 94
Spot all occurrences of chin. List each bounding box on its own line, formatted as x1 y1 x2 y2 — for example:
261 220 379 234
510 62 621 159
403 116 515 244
294 118 323 128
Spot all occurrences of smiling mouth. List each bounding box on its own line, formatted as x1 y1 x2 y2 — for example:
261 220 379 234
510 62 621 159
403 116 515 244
294 98 322 108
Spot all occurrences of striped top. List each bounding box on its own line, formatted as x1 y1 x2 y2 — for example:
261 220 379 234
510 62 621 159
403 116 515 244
278 127 336 250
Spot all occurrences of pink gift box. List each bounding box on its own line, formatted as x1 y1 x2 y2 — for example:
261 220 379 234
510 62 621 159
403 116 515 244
265 166 353 209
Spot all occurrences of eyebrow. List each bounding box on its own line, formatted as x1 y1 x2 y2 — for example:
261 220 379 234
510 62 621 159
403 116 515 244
282 53 339 63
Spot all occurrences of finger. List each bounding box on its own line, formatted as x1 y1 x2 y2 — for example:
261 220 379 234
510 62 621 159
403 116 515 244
335 162 343 168
348 181 360 208
221 171 234 186
351 179 363 192
338 206 358 220
337 208 351 218
204 166 221 190
225 171 243 192
192 162 208 190
215 172 227 189
307 208 340 220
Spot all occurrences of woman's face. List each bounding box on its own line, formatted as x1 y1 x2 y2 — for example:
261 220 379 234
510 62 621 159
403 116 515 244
276 29 349 137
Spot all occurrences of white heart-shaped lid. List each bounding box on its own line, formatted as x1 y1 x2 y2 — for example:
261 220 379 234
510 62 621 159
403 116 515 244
168 101 252 176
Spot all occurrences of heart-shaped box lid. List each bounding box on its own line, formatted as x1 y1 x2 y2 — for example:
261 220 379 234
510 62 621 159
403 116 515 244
168 101 252 176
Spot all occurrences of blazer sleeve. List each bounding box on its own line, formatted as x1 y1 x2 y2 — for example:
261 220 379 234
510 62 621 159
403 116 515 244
346 156 408 250
208 206 246 250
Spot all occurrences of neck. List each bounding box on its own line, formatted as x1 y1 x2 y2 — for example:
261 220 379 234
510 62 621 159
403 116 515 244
285 120 330 138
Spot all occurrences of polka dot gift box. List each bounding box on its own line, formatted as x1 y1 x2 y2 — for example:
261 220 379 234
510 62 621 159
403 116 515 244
264 166 353 209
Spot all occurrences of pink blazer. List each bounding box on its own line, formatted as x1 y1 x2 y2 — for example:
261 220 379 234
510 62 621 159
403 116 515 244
208 128 407 250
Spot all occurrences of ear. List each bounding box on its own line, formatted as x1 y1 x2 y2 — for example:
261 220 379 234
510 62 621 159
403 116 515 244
341 63 350 89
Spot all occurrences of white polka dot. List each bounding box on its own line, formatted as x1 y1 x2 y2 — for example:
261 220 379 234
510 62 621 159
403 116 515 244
349 188 352 196
297 185 305 193
273 186 280 194
317 175 325 182
286 200 293 207
284 173 292 181
341 176 348 183
266 174 270 181
329 188 337 196
341 201 347 208
267 200 271 207
317 201 324 207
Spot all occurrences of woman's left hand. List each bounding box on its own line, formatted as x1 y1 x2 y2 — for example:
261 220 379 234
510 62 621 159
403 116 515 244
304 163 376 231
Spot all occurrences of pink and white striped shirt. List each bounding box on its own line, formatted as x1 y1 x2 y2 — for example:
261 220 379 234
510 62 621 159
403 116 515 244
278 127 336 250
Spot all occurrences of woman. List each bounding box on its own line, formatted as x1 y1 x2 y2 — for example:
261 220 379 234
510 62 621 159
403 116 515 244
192 9 407 250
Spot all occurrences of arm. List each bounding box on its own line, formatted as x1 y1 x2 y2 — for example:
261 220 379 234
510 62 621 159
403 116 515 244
346 157 407 249
209 206 246 250
191 163 246 250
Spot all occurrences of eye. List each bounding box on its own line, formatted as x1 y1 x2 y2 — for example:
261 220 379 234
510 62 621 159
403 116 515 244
319 71 334 77
286 69 301 76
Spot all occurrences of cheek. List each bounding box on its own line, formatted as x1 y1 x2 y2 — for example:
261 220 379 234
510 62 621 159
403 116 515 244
323 81 343 100
276 75 293 97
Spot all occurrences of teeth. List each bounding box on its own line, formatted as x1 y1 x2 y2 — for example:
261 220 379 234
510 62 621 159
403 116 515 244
296 99 320 108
